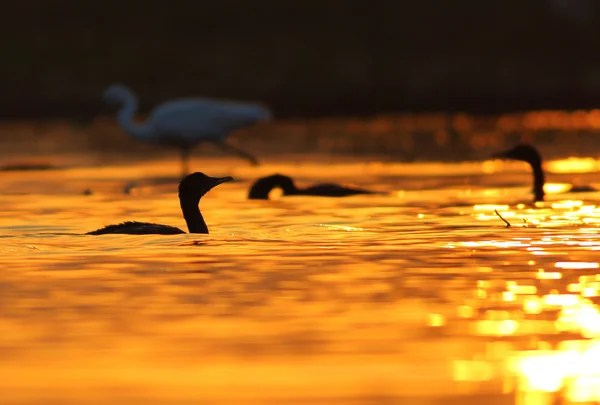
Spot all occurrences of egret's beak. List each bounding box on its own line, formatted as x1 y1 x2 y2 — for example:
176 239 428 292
71 101 105 127
100 98 117 114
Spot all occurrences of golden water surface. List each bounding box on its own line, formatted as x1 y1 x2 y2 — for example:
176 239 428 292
2 153 600 404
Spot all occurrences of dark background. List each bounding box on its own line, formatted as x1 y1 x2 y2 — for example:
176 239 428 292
2 0 599 119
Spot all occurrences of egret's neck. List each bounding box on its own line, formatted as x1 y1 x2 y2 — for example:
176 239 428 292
530 161 545 202
180 199 208 234
116 94 152 140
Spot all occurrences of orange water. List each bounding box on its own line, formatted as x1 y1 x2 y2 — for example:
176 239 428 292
2 154 600 404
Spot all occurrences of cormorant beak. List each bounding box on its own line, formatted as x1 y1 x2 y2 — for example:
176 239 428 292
211 176 234 188
491 150 511 160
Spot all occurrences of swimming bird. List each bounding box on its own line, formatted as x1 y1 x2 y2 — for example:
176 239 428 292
492 143 596 203
103 84 271 177
87 172 232 235
248 174 379 200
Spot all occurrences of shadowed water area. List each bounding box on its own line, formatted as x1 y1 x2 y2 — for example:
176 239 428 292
1 114 600 404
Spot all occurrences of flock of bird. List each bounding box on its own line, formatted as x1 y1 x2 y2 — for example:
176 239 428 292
86 84 594 235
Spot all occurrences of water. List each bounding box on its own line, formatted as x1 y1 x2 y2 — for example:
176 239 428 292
2 126 600 403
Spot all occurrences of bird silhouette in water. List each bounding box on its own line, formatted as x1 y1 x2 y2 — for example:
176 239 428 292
87 172 232 235
493 143 596 203
248 174 379 200
103 84 271 177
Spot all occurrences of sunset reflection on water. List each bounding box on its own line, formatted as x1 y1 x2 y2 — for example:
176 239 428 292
450 197 600 404
2 124 600 403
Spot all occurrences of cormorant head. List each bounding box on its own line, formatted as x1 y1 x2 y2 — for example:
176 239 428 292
493 143 542 166
103 84 136 106
248 174 296 199
179 172 233 203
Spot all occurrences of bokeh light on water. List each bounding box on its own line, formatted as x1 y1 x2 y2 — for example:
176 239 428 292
2 116 600 403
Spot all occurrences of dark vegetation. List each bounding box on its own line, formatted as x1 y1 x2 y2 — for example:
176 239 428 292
1 0 599 120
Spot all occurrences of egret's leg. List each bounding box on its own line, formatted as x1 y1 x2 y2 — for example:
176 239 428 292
215 141 259 166
180 147 191 178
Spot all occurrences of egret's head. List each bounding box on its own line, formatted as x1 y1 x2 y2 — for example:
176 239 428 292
103 84 136 105
493 143 542 166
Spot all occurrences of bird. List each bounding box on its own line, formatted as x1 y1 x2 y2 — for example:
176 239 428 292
492 143 596 203
102 84 272 177
87 172 233 235
248 174 380 200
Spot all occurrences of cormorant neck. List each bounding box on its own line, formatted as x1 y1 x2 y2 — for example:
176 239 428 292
530 160 545 202
180 198 208 233
116 93 153 140
248 176 299 199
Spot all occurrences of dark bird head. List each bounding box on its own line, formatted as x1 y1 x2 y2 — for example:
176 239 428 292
179 172 233 203
492 144 542 166
493 143 545 202
103 84 136 106
248 174 297 199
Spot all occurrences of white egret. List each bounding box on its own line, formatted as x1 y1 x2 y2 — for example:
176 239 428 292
103 84 272 176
